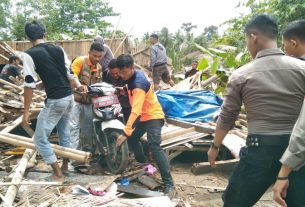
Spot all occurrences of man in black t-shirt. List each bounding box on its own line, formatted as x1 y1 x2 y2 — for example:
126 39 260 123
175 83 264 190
0 55 23 85
22 20 84 183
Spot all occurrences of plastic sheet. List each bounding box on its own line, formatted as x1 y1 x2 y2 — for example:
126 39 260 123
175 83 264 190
157 90 223 123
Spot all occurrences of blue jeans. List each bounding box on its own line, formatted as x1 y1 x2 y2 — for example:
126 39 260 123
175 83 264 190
69 102 94 152
34 95 74 165
127 119 174 187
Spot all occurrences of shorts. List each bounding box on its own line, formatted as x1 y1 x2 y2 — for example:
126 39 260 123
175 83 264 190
152 64 171 85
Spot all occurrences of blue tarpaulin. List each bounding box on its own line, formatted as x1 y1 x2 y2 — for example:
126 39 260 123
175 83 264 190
157 90 223 123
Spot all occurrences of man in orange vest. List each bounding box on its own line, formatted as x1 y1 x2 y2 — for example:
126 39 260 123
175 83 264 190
115 54 175 198
70 42 103 155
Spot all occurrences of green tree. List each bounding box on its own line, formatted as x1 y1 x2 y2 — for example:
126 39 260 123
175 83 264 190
44 0 118 39
10 0 118 40
0 0 11 40
181 22 197 41
158 27 173 49
141 32 150 43
11 14 28 40
195 25 219 47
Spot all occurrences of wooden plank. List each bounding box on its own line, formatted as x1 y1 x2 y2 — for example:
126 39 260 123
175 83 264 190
141 124 182 142
184 143 194 149
168 150 183 161
163 133 208 149
169 145 210 152
21 124 34 137
191 139 212 146
191 159 239 175
162 127 195 140
166 118 215 134
231 130 247 139
161 131 198 146
161 125 182 135
138 175 162 190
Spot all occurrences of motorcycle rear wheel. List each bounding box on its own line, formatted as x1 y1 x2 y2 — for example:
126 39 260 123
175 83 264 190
105 130 129 174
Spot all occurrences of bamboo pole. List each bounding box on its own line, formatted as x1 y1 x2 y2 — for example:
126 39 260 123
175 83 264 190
0 134 90 163
113 26 134 56
3 42 16 55
4 141 35 206
0 53 9 61
1 133 90 157
131 48 149 56
177 183 226 191
0 43 12 54
0 116 23 133
0 181 62 186
0 79 46 96
109 15 121 48
201 75 218 88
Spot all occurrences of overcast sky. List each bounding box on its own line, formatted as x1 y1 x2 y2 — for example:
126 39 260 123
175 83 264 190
105 0 246 38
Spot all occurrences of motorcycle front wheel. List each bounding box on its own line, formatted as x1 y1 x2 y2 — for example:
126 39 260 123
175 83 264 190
104 130 129 174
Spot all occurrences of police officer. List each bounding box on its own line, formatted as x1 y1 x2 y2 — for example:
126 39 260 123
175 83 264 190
208 14 305 207
273 20 305 207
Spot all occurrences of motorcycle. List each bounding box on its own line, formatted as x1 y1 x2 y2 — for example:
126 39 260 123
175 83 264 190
88 82 129 174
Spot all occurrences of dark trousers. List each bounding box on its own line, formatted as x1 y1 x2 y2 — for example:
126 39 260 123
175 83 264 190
286 165 305 207
223 144 288 207
127 119 174 187
122 108 131 125
101 71 108 82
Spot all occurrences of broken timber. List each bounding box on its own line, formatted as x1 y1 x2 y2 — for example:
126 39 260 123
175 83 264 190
138 175 162 190
191 159 239 175
155 118 216 161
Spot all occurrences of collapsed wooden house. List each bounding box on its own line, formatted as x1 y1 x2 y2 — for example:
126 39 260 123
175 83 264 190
0 39 249 206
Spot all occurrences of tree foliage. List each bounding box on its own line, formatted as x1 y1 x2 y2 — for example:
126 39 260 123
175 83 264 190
0 0 118 40
140 0 305 93
0 0 11 40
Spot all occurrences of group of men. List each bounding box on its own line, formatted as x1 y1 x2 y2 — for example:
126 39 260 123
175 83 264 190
16 13 305 205
20 20 175 197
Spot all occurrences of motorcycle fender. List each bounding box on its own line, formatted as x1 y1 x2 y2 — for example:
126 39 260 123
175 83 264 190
101 119 125 132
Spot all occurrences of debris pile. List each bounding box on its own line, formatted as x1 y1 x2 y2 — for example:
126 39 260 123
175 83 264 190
0 41 45 129
0 78 45 129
